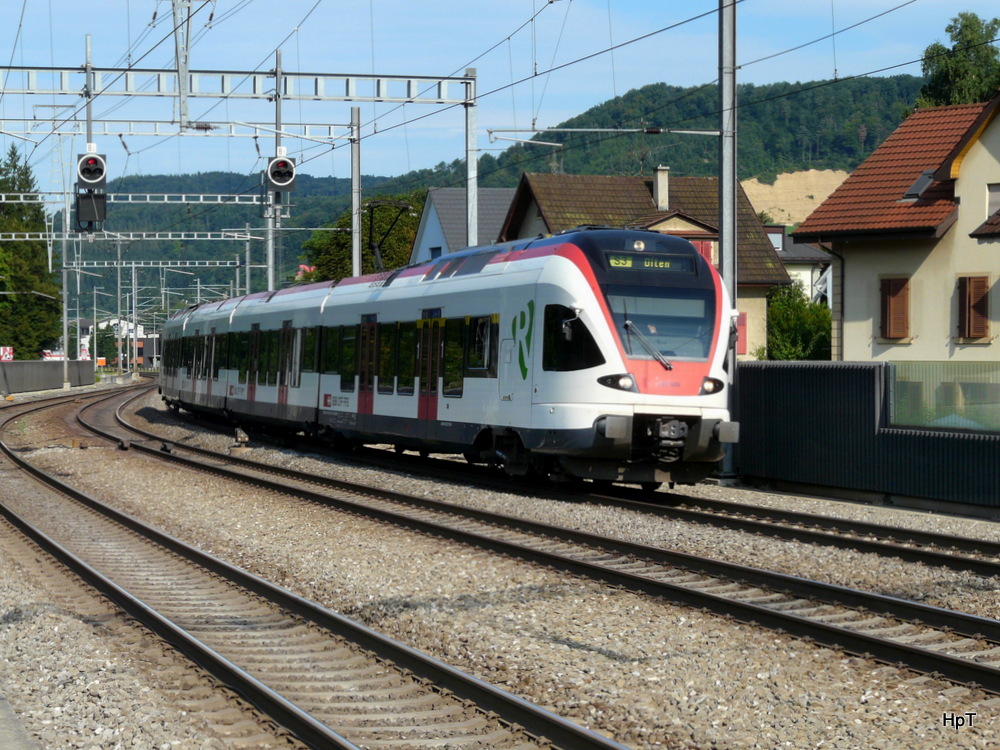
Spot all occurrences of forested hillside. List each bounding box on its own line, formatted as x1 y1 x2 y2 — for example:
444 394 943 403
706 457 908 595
89 74 924 287
478 75 923 186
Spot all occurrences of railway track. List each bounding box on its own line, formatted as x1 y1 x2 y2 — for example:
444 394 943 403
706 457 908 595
1 390 628 750
97 388 1000 696
163 399 1000 578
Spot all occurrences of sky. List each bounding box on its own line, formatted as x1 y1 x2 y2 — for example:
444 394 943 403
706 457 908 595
1 0 998 195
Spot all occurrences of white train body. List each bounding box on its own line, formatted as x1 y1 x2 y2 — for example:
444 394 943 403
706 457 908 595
160 228 739 486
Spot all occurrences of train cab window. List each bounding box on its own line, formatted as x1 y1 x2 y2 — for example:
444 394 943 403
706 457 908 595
321 326 340 374
542 304 606 372
396 322 416 395
377 323 396 394
443 318 464 397
340 325 357 392
606 286 714 361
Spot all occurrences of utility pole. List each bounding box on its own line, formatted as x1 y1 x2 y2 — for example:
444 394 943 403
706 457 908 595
719 0 739 477
171 1 211 131
465 69 478 247
351 107 362 277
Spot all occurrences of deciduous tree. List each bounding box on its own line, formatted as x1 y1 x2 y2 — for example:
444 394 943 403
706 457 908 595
917 12 1000 107
301 189 426 282
756 281 831 361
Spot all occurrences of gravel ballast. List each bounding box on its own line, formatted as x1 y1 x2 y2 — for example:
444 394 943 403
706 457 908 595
2 389 998 748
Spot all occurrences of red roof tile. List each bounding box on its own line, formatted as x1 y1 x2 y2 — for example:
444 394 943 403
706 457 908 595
795 100 994 239
971 208 1000 238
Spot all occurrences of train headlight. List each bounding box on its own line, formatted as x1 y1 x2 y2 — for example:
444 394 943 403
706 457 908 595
597 373 638 392
700 377 725 395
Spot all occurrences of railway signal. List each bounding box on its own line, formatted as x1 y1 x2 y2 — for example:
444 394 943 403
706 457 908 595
265 156 296 191
76 153 107 189
75 152 108 228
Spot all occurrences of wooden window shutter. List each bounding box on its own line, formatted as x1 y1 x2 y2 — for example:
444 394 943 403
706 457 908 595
880 278 909 339
959 276 990 338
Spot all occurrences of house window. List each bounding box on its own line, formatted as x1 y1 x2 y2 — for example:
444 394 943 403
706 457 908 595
989 184 1000 217
880 278 909 339
430 246 442 260
958 276 990 339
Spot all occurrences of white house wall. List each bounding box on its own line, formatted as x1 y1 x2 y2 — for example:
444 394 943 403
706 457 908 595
410 202 450 263
838 116 1000 362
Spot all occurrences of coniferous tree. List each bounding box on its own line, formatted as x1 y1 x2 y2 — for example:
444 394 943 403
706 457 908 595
0 146 62 359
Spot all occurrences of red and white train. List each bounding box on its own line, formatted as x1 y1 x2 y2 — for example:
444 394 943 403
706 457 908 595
159 227 739 488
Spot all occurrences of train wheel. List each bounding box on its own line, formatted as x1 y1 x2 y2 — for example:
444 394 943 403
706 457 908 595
640 481 662 493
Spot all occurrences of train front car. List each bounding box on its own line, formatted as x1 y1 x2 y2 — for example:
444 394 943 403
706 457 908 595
517 228 738 488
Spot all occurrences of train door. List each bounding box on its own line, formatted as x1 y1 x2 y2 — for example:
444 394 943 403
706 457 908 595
417 310 442 426
357 315 378 415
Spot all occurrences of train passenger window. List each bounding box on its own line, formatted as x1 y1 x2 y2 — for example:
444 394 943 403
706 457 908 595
279 323 298 388
203 336 210 378
340 325 357 392
233 332 248 384
264 329 280 386
203 335 214 381
542 305 606 372
194 335 203 379
443 318 464 397
465 315 496 377
301 327 319 373
212 331 228 380
377 323 396 394
181 336 191 374
396 322 416 395
251 328 263 384
320 327 340 374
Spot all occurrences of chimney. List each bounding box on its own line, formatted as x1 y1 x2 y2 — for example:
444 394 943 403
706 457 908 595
654 165 669 211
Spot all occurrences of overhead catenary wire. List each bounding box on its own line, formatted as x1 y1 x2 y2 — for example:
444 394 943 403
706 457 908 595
13 1 964 245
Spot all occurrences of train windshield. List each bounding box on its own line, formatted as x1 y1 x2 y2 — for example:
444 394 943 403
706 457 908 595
605 285 715 363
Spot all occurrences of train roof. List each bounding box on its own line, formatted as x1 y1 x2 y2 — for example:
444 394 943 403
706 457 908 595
166 227 711 327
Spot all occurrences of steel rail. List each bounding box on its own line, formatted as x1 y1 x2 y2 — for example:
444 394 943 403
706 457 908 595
115 389 1000 578
94 391 1000 695
3 394 630 750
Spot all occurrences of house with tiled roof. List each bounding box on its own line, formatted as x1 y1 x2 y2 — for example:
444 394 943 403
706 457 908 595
498 168 790 357
794 91 1000 362
409 187 516 264
763 225 832 304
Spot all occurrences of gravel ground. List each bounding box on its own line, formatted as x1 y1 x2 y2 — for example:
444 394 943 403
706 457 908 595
2 388 999 749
